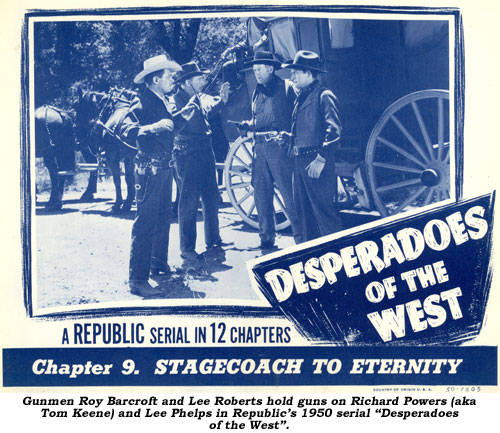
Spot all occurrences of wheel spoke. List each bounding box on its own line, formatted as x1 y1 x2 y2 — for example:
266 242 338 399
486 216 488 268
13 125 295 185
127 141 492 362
436 186 450 200
376 177 421 193
438 97 444 160
394 186 427 214
372 161 423 174
230 181 251 189
443 147 450 164
236 189 253 206
377 136 427 168
232 155 251 171
423 187 436 206
246 200 256 216
238 141 253 160
367 91 450 219
229 168 251 178
391 114 430 163
412 101 435 160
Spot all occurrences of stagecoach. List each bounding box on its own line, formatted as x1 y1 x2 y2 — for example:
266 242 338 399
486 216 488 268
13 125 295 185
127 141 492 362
64 15 451 226
218 16 452 230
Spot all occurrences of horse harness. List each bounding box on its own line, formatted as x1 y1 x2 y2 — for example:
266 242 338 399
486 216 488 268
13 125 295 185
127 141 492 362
90 87 140 152
42 105 70 148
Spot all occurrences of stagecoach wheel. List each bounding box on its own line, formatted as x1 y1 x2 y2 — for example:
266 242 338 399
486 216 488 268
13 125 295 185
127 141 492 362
365 90 451 217
223 135 291 230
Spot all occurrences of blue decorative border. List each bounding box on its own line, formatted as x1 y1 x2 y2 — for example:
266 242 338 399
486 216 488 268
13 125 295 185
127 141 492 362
21 5 464 321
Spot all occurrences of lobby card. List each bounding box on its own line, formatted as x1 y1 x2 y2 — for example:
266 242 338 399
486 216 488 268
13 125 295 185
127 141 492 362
1 0 499 431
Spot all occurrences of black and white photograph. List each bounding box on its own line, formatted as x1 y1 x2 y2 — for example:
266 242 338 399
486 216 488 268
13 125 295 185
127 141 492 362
28 9 455 314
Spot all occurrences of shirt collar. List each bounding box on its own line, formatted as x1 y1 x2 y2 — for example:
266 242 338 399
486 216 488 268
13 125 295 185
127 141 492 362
145 87 168 104
298 79 319 97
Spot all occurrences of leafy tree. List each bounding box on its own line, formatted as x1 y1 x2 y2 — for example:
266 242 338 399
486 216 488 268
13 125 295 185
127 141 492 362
194 18 247 68
150 19 201 64
32 17 247 108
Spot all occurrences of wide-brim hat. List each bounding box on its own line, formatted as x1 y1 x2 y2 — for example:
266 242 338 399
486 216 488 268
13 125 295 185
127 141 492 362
174 61 210 83
244 50 282 69
134 54 182 84
282 50 326 73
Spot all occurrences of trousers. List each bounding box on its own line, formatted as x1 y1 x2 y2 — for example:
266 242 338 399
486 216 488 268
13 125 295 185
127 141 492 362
129 164 173 282
252 138 302 244
174 142 220 255
293 152 342 242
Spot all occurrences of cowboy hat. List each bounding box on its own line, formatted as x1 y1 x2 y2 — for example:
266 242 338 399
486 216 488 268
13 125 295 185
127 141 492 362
134 54 182 84
244 50 282 69
282 50 326 73
174 61 210 84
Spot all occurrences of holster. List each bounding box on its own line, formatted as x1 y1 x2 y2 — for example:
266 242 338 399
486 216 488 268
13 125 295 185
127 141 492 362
173 136 211 157
173 139 190 157
135 151 170 175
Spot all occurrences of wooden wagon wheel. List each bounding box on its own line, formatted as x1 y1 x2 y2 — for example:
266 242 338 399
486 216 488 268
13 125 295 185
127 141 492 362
223 134 291 230
365 89 451 217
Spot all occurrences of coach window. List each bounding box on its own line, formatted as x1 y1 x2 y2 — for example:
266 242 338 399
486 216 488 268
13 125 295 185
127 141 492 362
328 19 354 49
294 18 321 55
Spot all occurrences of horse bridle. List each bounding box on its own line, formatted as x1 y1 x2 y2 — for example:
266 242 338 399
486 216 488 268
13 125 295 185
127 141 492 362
94 87 140 151
80 88 139 155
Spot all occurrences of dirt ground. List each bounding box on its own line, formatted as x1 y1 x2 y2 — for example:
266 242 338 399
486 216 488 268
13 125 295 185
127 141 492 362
34 169 296 311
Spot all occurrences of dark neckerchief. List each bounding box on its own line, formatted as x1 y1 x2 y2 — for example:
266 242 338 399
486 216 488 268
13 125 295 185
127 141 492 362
296 79 319 105
255 74 280 98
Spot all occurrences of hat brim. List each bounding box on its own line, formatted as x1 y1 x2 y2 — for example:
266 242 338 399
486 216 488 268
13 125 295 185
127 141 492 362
174 69 210 84
134 60 182 84
244 59 282 70
281 60 326 73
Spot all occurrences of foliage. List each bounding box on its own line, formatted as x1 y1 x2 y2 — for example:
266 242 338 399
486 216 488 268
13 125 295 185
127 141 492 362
33 18 247 108
194 18 247 68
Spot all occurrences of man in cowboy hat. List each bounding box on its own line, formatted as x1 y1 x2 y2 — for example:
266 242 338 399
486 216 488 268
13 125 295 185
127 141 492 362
282 50 343 242
237 50 301 250
171 61 230 268
119 54 196 297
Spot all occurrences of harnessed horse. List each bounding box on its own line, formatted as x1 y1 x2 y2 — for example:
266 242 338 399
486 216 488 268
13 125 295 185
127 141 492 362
73 87 138 212
69 45 251 214
34 105 98 210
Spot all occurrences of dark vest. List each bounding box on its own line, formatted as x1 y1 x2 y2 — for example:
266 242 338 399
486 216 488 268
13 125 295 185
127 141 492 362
173 88 211 140
134 89 175 155
293 82 326 149
252 76 293 132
